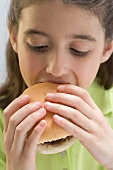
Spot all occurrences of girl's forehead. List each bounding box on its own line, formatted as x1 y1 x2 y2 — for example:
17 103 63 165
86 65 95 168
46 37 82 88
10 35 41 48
21 2 97 21
19 2 104 43
21 2 103 31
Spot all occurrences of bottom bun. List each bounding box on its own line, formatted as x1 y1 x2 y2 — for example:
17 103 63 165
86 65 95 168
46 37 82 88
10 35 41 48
37 135 77 154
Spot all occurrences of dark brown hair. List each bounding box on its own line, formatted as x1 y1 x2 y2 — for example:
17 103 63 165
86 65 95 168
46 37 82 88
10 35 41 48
0 0 113 109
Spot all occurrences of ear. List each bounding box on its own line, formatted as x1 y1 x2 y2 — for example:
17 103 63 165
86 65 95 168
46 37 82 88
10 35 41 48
101 40 113 63
8 22 18 53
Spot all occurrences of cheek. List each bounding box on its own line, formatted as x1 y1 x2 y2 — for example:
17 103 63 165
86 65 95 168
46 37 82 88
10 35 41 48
17 37 47 86
73 56 102 89
19 58 34 86
18 51 44 86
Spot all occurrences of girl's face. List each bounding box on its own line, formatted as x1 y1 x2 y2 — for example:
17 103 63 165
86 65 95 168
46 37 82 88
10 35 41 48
11 2 112 89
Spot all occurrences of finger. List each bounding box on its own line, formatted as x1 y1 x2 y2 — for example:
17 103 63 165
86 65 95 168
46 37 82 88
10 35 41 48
24 120 47 157
12 108 46 157
53 114 90 143
45 101 91 132
46 92 95 119
3 94 30 133
4 102 42 150
57 85 97 109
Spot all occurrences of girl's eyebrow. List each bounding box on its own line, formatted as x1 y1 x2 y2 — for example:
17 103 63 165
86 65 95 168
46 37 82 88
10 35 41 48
24 29 49 37
68 34 97 42
24 28 96 42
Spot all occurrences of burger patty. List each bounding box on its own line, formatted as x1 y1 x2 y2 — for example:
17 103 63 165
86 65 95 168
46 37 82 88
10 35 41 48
41 135 73 147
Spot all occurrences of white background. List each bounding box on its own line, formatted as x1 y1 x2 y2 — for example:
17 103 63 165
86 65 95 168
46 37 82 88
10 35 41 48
0 0 10 85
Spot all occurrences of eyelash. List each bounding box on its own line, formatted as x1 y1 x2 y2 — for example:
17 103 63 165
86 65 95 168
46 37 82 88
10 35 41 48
70 48 90 57
27 43 90 57
27 43 49 52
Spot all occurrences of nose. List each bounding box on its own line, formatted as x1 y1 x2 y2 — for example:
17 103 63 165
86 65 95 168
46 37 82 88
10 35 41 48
46 50 69 77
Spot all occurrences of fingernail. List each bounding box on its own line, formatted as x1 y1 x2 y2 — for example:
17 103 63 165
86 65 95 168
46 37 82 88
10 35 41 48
53 115 62 122
32 102 42 108
57 85 65 90
38 108 46 114
39 120 46 127
22 94 30 100
45 102 52 109
46 93 54 99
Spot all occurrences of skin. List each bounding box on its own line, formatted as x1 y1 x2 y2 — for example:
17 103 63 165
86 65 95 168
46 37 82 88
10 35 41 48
4 2 113 170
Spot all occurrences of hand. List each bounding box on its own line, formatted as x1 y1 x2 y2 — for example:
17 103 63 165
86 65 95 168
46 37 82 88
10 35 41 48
3 94 47 170
45 84 113 169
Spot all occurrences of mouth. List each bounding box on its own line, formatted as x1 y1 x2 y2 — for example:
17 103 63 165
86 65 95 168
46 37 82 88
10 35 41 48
39 81 70 84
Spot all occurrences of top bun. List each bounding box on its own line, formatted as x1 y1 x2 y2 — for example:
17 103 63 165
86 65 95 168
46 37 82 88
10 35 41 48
22 82 71 144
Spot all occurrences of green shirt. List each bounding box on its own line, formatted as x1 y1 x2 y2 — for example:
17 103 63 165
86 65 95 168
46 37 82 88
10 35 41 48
0 80 113 170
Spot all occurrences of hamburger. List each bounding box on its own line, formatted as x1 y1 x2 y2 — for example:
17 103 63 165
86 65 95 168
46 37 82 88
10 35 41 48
22 82 76 154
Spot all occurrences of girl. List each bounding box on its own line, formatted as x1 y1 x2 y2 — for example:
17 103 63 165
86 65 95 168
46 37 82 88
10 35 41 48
0 0 113 170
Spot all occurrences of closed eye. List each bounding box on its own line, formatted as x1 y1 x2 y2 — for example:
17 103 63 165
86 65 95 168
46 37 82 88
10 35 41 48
70 48 90 57
27 43 49 52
